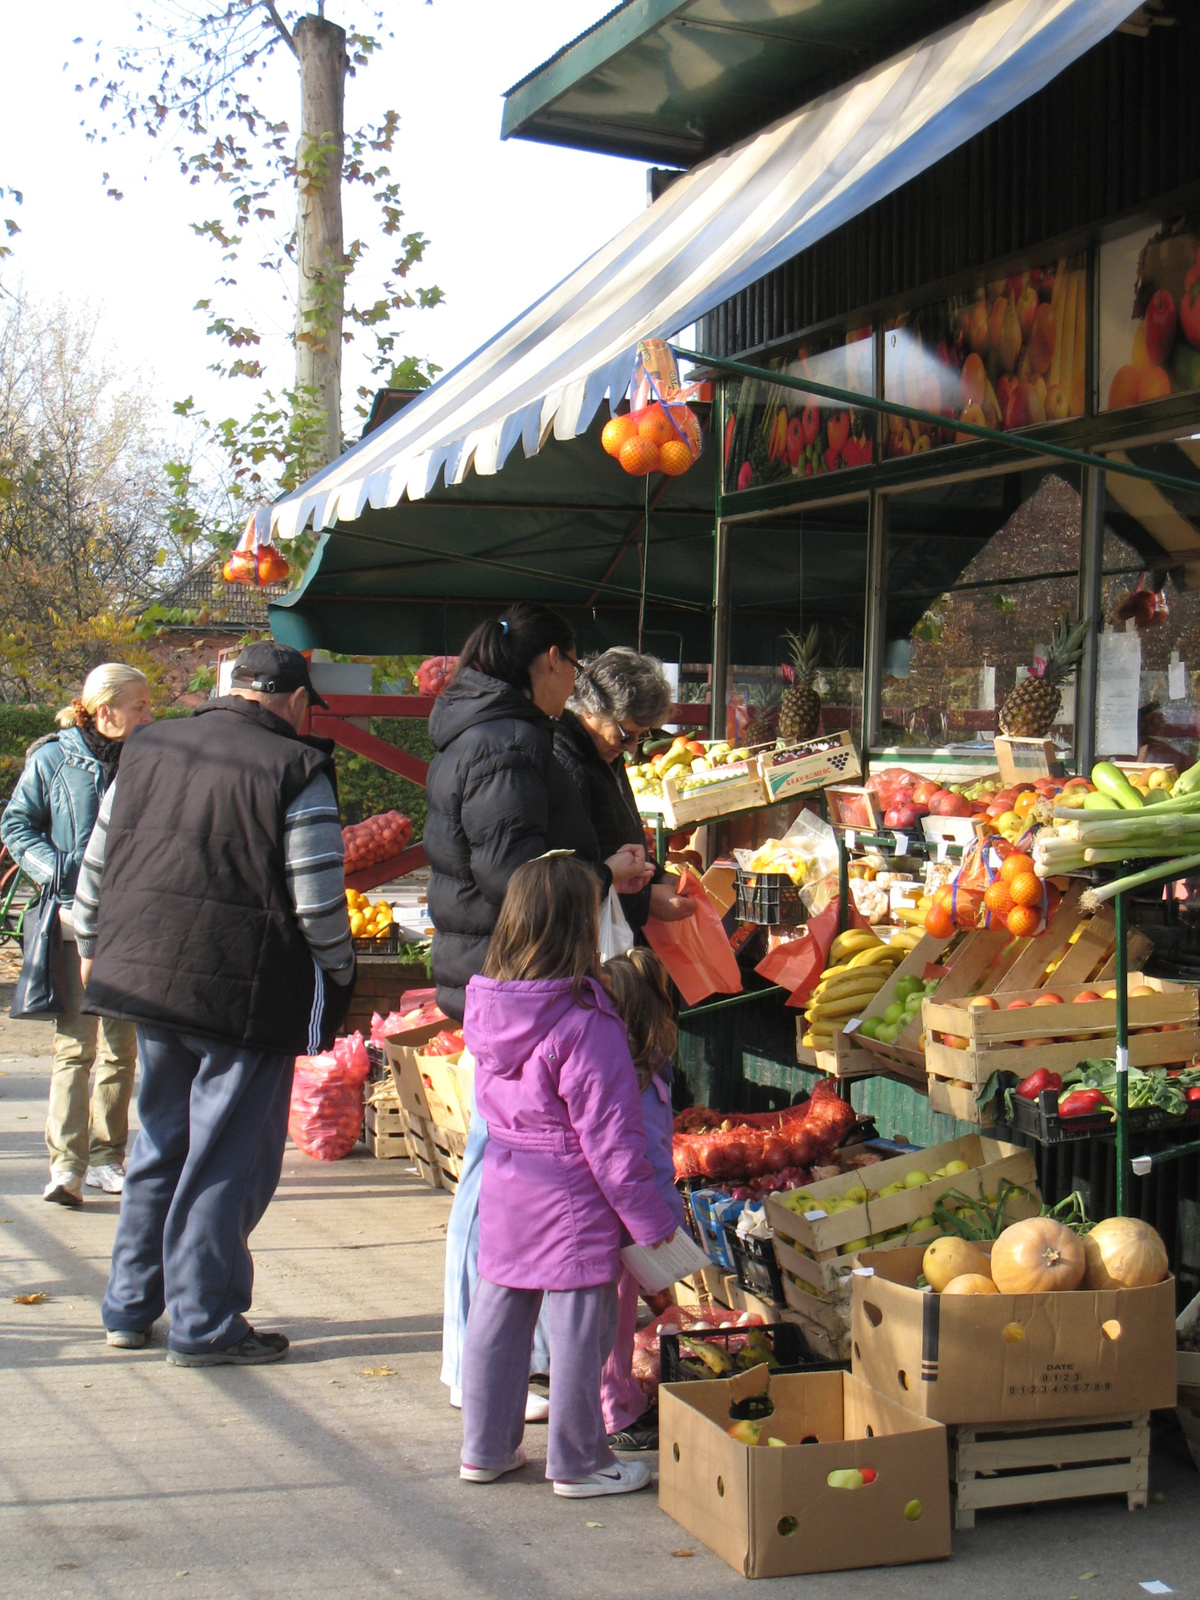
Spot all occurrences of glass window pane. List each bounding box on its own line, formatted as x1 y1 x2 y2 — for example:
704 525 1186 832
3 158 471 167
880 470 1082 751
1100 215 1200 412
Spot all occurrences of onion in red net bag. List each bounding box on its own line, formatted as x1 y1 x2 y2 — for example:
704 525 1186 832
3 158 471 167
288 1031 371 1161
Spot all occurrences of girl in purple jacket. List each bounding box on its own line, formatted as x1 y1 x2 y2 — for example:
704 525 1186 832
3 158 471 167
459 855 679 1499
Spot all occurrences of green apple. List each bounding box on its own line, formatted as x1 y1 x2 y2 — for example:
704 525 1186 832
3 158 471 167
878 1181 906 1198
903 1169 930 1189
883 1002 904 1025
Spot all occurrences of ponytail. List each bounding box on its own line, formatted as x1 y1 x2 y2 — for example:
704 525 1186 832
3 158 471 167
458 602 576 694
56 663 148 729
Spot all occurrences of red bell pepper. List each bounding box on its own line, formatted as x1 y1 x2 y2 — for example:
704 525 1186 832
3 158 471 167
1016 1068 1062 1100
1186 1086 1200 1104
1058 1088 1111 1118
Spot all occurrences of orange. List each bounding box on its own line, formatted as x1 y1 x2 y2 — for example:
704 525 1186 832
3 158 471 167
1006 905 1040 937
983 881 1014 916
1013 791 1039 821
601 415 638 457
1000 852 1035 885
658 438 694 476
924 902 954 938
1008 872 1042 908
619 436 660 476
637 405 676 447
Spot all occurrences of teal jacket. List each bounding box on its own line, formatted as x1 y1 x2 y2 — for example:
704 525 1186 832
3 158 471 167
0 727 108 906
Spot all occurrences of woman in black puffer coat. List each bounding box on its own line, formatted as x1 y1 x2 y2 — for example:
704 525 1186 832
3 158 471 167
425 605 652 1021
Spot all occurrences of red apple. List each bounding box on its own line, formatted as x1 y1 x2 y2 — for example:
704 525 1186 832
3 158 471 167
968 996 1000 1010
1005 999 1032 1010
1073 990 1103 1004
1031 993 1063 1007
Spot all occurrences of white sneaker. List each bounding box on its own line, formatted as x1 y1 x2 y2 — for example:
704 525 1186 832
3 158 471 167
449 1386 462 1409
460 1446 526 1483
525 1390 550 1423
43 1175 83 1208
85 1164 125 1193
554 1459 652 1498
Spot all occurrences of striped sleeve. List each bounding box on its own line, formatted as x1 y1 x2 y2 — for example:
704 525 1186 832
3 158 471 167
284 773 355 983
73 781 116 958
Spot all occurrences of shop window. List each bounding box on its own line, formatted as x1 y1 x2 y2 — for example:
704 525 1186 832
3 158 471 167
879 470 1081 751
724 500 869 747
1100 214 1200 412
883 255 1086 457
722 326 874 495
1099 435 1200 763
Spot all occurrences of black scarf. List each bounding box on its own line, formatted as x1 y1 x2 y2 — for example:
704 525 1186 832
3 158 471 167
77 722 124 784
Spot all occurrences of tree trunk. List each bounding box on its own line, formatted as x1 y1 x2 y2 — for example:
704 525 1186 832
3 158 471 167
294 15 347 467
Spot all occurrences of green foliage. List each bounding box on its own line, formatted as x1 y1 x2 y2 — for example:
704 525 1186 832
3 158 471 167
0 705 58 809
333 717 432 834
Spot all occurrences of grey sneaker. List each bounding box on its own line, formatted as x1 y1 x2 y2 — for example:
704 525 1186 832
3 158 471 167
43 1176 83 1208
166 1329 289 1367
106 1328 148 1349
86 1164 126 1193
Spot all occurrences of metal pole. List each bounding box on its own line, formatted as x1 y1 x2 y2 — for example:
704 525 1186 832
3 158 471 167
1114 891 1129 1217
711 517 731 742
1076 465 1105 774
838 833 850 936
863 488 889 752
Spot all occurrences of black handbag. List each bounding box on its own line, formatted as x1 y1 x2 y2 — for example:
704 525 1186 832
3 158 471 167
11 862 67 1019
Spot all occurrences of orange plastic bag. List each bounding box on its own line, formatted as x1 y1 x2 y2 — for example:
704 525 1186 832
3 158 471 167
288 1031 371 1162
753 896 871 1009
643 869 742 1007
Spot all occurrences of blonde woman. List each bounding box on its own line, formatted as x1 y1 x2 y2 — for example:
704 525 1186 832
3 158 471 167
1 664 152 1205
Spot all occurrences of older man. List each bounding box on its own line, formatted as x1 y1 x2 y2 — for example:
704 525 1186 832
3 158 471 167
73 643 355 1366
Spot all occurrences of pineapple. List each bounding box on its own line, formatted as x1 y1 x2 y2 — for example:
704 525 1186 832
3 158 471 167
997 614 1090 737
778 627 822 743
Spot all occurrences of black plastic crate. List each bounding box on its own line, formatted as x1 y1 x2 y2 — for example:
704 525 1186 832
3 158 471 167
1007 1086 1200 1145
722 1222 786 1306
735 870 804 926
659 1321 842 1384
365 1041 390 1082
352 925 400 955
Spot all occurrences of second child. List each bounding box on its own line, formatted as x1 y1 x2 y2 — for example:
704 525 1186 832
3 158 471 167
458 854 678 1498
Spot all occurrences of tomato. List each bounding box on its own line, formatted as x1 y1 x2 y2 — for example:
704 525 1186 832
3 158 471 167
801 403 820 447
827 411 851 454
1181 265 1200 351
1016 1068 1062 1100
786 416 804 469
1186 1086 1200 1104
1144 288 1177 365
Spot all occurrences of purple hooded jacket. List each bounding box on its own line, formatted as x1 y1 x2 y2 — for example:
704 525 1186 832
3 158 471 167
464 974 679 1291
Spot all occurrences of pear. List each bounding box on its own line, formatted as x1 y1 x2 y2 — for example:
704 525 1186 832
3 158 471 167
903 1169 930 1189
879 1181 906 1198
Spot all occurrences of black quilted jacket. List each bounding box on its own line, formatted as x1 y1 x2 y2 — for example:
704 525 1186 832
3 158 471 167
424 671 608 1021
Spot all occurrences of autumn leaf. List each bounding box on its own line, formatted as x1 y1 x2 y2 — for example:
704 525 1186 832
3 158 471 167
360 1365 395 1378
13 1292 48 1304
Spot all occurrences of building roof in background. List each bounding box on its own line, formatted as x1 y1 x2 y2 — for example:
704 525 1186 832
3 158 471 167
501 0 984 165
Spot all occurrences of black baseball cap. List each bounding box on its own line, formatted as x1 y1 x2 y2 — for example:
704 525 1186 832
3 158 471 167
230 642 328 709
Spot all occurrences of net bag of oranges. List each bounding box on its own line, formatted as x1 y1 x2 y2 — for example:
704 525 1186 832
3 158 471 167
924 835 1059 940
600 338 704 478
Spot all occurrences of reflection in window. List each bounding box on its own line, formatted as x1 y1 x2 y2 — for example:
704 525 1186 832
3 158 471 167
880 472 1081 751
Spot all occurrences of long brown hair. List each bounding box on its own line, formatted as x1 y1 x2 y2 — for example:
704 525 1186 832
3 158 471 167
602 948 678 1090
482 854 600 1003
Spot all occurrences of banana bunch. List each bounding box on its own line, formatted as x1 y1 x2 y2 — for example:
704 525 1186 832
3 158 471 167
801 927 922 1050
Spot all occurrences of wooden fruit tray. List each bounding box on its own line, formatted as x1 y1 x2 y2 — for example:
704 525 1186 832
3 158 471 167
923 973 1200 1085
795 1022 882 1080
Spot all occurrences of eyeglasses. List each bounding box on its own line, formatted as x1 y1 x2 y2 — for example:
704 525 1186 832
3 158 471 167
615 722 648 748
562 652 580 673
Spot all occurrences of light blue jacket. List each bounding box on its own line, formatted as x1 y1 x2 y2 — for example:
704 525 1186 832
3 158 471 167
0 727 108 906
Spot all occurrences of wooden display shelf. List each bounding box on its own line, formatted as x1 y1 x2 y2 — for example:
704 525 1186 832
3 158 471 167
950 1412 1149 1530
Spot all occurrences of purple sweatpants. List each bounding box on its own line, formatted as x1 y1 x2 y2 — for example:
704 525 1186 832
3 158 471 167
461 1277 619 1481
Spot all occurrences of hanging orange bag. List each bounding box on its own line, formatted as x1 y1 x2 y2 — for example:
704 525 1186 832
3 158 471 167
642 869 742 1007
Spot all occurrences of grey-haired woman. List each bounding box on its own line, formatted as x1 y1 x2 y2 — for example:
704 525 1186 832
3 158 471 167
552 648 695 934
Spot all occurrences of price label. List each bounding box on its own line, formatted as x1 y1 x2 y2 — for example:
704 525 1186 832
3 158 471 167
804 1209 828 1222
842 1016 862 1035
891 831 909 855
1132 1155 1153 1177
852 1266 875 1277
845 829 857 851
936 839 949 863
1116 1045 1130 1075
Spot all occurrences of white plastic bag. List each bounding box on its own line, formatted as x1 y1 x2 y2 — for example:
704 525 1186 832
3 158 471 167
599 886 635 960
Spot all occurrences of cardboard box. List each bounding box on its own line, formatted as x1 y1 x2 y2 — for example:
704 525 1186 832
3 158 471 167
385 1028 471 1135
658 1365 951 1578
758 730 861 805
700 863 738 918
851 1247 1177 1424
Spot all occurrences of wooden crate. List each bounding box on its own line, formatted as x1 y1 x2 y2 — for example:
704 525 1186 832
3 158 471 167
718 1273 784 1325
927 1073 998 1128
847 928 958 1079
796 1024 883 1080
924 974 1200 1086
660 763 768 828
949 1412 1149 1530
757 730 861 804
431 1123 467 1194
824 785 883 830
399 1108 443 1190
364 1099 410 1160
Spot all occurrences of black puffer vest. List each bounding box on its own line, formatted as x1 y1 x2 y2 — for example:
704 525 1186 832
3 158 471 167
84 697 342 1054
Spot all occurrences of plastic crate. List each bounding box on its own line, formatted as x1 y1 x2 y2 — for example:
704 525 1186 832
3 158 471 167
722 1223 786 1306
734 870 804 927
1006 1085 1200 1144
659 1321 840 1384
353 925 400 955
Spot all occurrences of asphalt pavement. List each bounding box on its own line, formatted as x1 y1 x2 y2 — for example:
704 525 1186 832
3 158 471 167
3 1041 1200 1600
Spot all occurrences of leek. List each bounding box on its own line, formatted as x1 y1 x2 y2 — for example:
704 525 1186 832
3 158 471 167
1081 851 1200 907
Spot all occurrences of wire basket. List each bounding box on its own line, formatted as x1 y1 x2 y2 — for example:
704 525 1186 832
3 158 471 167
735 870 804 926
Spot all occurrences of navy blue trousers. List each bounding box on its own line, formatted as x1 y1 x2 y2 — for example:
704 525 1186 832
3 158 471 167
102 1025 294 1354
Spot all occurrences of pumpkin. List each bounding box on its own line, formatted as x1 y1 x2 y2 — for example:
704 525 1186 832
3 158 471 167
989 1217 1085 1294
1081 1217 1169 1291
923 1236 992 1293
941 1273 1000 1296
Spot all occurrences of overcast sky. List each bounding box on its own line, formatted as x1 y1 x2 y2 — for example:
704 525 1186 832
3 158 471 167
0 0 646 437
